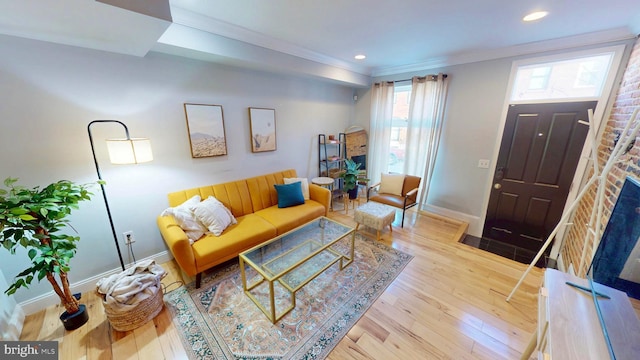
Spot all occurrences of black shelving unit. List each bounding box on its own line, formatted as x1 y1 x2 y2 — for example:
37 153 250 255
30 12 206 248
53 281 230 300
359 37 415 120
318 133 346 178
318 133 346 206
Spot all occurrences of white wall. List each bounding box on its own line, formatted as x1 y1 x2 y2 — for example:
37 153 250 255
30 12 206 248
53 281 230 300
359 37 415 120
0 34 354 306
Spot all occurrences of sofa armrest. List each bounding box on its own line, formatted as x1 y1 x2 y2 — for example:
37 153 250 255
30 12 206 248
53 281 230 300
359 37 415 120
157 215 198 276
404 188 419 207
308 183 331 216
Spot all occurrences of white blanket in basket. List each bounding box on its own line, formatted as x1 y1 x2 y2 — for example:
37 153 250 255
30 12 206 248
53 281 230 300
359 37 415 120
96 259 166 312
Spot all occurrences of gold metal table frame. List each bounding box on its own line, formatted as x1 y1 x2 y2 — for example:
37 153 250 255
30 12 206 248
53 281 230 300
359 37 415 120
239 217 355 323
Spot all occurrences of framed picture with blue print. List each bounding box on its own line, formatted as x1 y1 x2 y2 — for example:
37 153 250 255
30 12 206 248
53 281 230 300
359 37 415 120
249 107 277 152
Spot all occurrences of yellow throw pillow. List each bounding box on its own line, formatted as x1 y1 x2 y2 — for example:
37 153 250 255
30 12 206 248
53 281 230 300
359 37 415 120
379 173 405 196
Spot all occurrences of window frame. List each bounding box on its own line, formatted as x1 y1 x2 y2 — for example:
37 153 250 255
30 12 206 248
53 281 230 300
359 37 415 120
508 46 625 104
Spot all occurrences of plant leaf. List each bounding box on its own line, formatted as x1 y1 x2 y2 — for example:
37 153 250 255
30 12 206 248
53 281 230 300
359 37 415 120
18 214 37 221
4 177 18 187
10 208 29 215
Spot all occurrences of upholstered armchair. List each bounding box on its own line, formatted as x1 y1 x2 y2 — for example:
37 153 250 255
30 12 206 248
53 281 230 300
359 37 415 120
367 174 421 227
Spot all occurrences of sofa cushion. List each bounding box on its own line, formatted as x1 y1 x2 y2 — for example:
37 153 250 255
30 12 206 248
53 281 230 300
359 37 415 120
190 196 237 236
255 200 325 234
160 195 207 243
274 182 305 208
191 214 277 270
369 193 406 208
283 177 310 200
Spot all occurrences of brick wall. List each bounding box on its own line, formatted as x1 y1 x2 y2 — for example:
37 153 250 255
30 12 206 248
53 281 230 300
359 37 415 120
562 37 640 276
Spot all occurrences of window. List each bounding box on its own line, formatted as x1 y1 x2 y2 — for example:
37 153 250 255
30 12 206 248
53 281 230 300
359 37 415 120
575 59 607 88
511 52 615 102
389 84 411 173
528 67 551 90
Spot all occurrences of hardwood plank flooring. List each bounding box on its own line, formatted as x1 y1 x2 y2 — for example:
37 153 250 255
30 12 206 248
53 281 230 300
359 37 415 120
20 207 547 359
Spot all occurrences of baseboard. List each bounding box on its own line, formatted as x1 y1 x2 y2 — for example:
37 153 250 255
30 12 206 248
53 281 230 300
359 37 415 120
421 204 481 236
4 306 25 340
19 250 173 315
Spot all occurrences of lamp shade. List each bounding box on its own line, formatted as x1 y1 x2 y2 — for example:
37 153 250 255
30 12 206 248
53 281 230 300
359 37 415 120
105 138 153 164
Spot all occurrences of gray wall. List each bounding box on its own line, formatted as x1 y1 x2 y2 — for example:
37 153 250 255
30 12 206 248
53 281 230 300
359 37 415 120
354 58 512 231
354 39 634 235
0 34 353 304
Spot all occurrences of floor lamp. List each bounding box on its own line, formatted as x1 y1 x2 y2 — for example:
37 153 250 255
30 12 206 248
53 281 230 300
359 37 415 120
87 120 153 271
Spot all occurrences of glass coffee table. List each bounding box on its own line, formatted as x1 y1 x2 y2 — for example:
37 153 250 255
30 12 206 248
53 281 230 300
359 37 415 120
239 217 355 323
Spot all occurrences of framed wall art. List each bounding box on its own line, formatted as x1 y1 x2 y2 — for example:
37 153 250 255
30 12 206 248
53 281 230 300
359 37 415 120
249 107 277 152
183 103 228 158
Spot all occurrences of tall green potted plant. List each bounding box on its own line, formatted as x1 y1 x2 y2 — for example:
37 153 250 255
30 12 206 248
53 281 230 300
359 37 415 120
339 158 369 199
0 178 97 330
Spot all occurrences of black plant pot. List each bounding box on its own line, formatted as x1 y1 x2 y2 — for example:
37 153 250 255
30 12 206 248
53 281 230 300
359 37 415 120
347 187 359 200
60 304 89 330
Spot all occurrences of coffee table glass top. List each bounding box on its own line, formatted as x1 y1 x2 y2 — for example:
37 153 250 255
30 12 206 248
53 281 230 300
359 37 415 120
239 216 355 322
242 217 352 280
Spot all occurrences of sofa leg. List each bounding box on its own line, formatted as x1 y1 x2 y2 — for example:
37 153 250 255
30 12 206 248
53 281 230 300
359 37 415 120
195 273 202 289
401 209 405 228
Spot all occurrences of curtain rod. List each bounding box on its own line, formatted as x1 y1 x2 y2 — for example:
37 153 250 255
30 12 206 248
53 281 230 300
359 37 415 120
375 74 447 85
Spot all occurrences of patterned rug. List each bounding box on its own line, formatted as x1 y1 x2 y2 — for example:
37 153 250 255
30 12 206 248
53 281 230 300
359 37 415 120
166 233 412 360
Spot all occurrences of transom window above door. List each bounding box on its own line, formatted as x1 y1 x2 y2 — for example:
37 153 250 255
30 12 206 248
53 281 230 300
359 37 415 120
511 52 617 102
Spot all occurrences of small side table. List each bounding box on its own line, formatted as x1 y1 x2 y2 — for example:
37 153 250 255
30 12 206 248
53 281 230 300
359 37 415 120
344 196 360 215
311 177 335 210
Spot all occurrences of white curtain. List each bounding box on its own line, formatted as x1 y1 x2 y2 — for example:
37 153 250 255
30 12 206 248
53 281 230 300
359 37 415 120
405 74 449 208
368 81 395 185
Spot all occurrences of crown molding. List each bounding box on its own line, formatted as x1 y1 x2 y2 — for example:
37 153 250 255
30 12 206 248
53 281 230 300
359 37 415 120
170 6 370 76
372 27 636 77
155 23 371 87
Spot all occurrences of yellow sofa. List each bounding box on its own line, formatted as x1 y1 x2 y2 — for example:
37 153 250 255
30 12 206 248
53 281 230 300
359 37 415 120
157 169 330 288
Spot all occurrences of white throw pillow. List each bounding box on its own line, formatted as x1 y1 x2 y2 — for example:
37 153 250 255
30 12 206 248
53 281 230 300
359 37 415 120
378 173 405 196
284 177 310 200
160 195 207 244
190 196 237 236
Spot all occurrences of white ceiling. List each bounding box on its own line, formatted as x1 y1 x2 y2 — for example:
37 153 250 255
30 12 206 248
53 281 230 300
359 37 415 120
1 0 639 86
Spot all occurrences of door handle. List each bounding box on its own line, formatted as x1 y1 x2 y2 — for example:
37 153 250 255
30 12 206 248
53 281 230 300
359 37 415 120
494 183 502 190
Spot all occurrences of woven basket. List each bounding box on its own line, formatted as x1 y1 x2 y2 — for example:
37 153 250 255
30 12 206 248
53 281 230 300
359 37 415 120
103 284 164 332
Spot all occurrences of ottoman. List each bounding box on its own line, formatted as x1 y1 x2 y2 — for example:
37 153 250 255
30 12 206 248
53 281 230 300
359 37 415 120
354 201 396 241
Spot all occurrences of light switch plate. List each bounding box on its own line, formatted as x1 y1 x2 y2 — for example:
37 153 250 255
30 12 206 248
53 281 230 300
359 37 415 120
478 159 490 169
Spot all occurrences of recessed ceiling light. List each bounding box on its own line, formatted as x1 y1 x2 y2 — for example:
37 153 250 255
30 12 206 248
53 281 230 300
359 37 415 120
354 54 366 60
523 11 548 22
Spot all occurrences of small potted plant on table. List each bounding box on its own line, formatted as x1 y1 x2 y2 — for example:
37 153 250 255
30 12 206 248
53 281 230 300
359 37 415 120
0 178 97 330
339 158 369 200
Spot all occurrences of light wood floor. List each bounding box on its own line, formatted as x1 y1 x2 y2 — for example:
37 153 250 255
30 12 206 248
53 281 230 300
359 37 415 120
19 207 577 359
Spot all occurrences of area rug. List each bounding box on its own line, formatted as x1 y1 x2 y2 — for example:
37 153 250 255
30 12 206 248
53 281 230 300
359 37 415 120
166 233 412 360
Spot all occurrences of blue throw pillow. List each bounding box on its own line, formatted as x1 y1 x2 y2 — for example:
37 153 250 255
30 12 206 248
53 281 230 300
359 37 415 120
274 182 305 208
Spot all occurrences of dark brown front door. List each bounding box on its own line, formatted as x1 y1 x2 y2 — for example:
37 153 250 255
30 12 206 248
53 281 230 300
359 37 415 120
483 101 597 252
